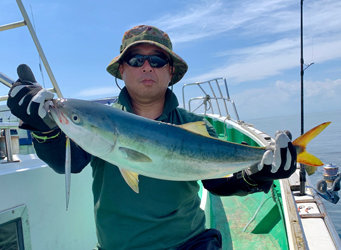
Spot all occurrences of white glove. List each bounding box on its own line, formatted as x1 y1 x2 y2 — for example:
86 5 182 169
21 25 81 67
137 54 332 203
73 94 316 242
260 131 294 173
246 131 297 183
26 88 54 119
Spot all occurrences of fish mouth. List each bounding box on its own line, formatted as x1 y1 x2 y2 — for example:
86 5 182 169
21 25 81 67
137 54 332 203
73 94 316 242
50 98 69 125
52 98 66 108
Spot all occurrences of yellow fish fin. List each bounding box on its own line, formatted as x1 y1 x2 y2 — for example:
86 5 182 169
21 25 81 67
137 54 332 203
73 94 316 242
179 121 211 137
297 151 324 167
305 165 319 176
292 122 331 171
119 168 139 193
293 121 331 148
111 102 125 110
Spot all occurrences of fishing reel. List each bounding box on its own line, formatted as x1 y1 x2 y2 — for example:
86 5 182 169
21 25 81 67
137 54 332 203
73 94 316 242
315 164 340 204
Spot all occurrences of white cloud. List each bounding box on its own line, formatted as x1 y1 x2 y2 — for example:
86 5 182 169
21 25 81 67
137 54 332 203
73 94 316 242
305 79 341 99
188 44 300 83
142 0 341 86
304 0 341 36
188 33 341 84
216 38 298 57
233 78 341 120
145 0 298 44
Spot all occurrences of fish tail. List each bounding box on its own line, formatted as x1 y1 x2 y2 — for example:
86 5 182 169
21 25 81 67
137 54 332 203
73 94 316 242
292 122 331 174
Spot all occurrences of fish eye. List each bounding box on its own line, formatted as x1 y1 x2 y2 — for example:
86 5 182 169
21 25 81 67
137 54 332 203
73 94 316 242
71 113 81 124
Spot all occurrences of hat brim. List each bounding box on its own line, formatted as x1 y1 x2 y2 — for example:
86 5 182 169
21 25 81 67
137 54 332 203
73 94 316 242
106 40 188 85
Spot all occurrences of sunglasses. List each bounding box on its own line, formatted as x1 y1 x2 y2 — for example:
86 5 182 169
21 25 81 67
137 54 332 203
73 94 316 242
124 54 170 68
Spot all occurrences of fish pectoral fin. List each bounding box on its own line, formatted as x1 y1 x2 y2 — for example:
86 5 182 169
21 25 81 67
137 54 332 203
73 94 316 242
119 168 139 193
119 147 152 162
179 121 211 137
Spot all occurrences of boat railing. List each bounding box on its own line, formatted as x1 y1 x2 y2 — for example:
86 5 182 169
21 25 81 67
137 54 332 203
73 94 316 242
0 72 14 88
182 77 240 122
0 0 64 163
0 73 19 162
0 122 20 163
0 93 22 163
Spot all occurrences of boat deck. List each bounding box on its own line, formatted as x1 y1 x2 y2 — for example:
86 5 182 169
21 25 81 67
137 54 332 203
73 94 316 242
203 180 288 249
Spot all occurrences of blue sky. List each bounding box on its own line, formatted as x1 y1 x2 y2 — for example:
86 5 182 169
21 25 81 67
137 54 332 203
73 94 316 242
1 0 341 120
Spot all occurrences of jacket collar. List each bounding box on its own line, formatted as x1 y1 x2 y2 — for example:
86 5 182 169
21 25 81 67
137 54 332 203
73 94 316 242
117 87 179 121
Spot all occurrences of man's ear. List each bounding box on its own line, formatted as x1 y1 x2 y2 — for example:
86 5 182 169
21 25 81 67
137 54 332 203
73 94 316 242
169 66 175 84
169 66 175 82
119 64 124 77
169 65 175 74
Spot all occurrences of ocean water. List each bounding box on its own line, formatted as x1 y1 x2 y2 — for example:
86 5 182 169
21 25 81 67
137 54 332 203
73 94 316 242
248 109 341 239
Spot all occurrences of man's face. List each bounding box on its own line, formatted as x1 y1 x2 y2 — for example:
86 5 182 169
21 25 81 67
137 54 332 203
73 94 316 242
119 44 173 104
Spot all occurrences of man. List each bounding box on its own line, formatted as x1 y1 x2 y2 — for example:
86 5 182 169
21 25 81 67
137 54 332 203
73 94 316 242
7 25 296 249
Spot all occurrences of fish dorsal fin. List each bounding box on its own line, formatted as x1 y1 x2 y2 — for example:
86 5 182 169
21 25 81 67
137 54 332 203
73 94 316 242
119 168 139 193
119 147 152 162
179 121 211 137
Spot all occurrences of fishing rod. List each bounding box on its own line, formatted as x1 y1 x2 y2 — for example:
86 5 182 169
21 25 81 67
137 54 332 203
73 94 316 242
299 0 306 196
299 0 314 196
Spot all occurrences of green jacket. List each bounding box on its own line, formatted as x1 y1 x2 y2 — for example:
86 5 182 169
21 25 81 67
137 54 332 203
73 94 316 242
33 87 263 249
34 87 212 249
92 87 209 249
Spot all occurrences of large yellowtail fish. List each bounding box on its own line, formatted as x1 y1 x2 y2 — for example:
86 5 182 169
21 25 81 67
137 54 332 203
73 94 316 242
49 98 330 193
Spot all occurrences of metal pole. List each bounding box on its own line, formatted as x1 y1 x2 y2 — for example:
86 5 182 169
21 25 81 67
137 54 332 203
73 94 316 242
300 0 304 136
299 0 306 195
4 129 14 162
0 73 15 88
16 0 63 98
0 21 26 31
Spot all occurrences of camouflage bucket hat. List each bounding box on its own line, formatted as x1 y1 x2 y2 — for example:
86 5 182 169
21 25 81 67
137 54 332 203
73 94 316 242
106 25 188 85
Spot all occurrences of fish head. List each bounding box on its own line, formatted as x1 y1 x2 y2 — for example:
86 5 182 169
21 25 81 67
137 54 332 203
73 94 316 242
50 98 117 157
